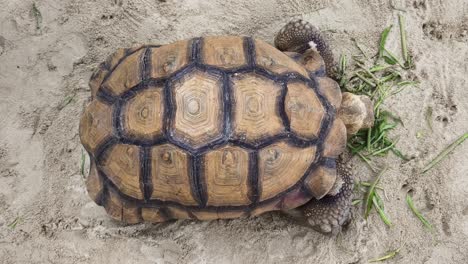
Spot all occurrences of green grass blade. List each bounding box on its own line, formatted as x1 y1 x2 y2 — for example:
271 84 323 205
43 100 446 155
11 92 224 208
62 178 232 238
339 54 347 75
356 63 381 83
391 86 409 96
378 123 397 132
425 107 433 131
367 127 372 151
374 191 385 208
339 54 348 87
398 14 408 64
391 147 409 161
352 56 366 65
383 55 397 65
8 217 21 229
384 48 405 67
359 181 384 190
32 3 42 30
369 248 401 262
397 80 418 87
352 39 369 59
369 64 392 73
369 140 397 156
422 133 468 173
356 152 378 172
355 72 376 87
381 111 404 126
59 93 76 110
379 26 392 58
373 196 392 227
365 167 387 219
406 193 433 230
380 72 400 83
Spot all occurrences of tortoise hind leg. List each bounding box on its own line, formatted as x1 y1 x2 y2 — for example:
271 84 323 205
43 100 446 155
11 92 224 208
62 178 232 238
275 19 334 74
286 161 354 235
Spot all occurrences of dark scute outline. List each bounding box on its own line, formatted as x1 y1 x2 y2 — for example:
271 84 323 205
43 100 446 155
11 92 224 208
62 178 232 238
119 137 167 147
227 132 318 150
321 157 336 168
157 207 172 220
248 150 259 203
191 37 202 64
89 38 338 216
192 155 207 207
96 88 117 105
94 137 118 166
244 37 256 68
140 146 153 201
113 98 124 139
222 72 232 139
279 81 291 132
99 180 112 216
141 48 152 81
88 155 105 206
312 66 326 77
120 78 167 101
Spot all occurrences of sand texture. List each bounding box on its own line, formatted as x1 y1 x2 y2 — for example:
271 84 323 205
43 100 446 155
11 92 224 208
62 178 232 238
1 0 468 263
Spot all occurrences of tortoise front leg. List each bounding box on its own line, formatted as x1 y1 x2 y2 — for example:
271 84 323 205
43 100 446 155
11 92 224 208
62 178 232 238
301 161 354 235
286 161 354 235
275 19 334 74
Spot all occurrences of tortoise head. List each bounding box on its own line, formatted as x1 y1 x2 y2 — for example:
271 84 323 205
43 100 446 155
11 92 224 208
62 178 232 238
338 92 374 135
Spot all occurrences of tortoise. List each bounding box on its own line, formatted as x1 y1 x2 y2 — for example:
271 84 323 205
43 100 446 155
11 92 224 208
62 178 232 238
79 20 374 234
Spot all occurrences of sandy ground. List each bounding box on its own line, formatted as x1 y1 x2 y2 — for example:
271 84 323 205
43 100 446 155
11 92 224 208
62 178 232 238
0 0 467 263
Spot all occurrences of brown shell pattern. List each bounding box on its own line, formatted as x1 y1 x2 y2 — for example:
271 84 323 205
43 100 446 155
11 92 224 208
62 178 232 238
80 36 345 223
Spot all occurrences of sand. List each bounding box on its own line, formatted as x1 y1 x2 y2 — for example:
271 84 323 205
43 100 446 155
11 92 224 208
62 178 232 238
1 0 467 263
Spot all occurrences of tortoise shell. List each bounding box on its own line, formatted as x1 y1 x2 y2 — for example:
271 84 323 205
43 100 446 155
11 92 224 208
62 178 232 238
80 36 346 223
